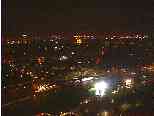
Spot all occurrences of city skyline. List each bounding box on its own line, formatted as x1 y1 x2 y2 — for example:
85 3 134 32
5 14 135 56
2 0 154 116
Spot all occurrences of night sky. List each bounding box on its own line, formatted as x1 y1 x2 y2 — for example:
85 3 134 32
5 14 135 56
2 0 154 34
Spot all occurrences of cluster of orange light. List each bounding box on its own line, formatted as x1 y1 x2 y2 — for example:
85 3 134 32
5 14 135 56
74 36 83 45
124 79 134 88
7 39 31 45
76 39 82 44
60 112 79 116
144 64 154 72
35 84 56 93
36 112 51 116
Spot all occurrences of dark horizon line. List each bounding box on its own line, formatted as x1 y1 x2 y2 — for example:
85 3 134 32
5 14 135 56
2 31 150 36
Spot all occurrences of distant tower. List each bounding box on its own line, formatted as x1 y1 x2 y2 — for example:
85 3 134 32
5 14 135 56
96 46 107 65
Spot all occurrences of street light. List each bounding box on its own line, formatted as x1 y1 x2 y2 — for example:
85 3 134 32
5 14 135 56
94 81 108 96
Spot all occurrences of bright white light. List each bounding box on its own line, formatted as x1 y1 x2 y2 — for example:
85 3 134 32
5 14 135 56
77 61 82 64
82 77 94 82
22 34 27 37
62 56 68 59
131 72 136 75
73 35 78 37
71 52 75 55
94 81 108 96
125 79 132 85
33 76 39 79
54 46 58 49
59 55 68 61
